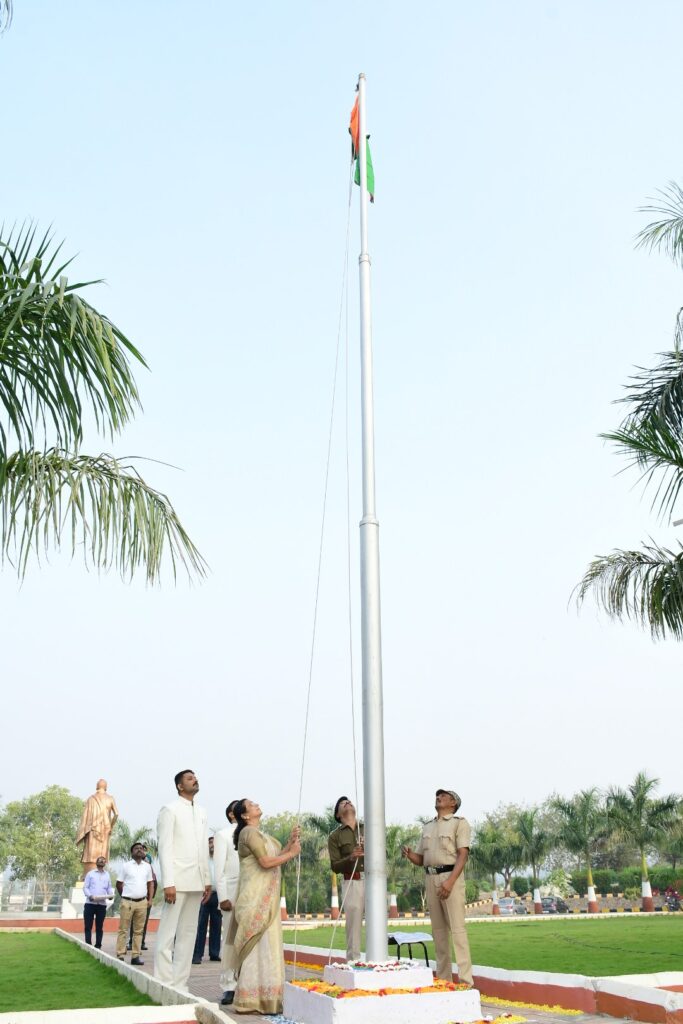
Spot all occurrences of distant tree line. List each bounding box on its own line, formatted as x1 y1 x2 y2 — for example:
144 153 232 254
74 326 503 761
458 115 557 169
0 771 680 913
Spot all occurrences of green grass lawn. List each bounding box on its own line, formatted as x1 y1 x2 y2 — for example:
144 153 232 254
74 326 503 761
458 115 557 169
283 918 683 976
0 933 156 1012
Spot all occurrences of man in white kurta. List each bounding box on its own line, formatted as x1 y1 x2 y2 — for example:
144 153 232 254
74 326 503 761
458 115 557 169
154 769 211 991
213 799 240 1006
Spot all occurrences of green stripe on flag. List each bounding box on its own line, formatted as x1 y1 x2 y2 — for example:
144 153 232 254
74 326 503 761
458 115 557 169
354 140 375 201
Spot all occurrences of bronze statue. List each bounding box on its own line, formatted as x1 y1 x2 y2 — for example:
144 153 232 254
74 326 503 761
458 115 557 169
76 779 119 873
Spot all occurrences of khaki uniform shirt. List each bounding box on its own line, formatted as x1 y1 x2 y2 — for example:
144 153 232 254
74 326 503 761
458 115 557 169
328 823 364 876
416 814 471 880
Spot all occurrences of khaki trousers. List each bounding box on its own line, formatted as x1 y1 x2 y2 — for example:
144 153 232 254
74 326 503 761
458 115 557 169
154 890 203 991
342 878 364 961
425 874 473 985
117 898 147 958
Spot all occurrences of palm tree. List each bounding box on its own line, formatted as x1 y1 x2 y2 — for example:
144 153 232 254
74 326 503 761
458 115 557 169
470 820 522 896
0 227 205 581
306 807 341 916
577 183 683 638
656 816 683 871
109 819 157 863
517 808 551 910
607 771 680 909
552 789 607 911
384 823 422 915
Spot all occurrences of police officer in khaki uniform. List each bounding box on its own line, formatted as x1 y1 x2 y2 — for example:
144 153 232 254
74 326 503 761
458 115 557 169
402 788 473 986
328 796 364 961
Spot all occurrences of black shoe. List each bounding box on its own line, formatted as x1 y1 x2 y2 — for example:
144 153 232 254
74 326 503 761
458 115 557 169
210 955 221 961
131 957 145 966
192 958 202 965
117 955 125 961
141 944 148 950
94 944 102 949
126 944 132 951
221 992 235 1005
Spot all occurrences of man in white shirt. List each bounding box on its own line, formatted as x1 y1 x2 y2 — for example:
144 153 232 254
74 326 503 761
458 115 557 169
115 842 154 964
153 769 211 991
213 799 240 1005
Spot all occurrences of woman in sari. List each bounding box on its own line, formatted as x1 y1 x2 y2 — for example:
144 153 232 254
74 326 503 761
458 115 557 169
229 798 300 1014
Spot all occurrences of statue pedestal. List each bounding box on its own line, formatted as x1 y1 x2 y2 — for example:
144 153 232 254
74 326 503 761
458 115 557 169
61 898 77 919
63 881 86 919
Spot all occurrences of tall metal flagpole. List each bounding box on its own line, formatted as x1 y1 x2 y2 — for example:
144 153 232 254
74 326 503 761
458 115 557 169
356 71 388 962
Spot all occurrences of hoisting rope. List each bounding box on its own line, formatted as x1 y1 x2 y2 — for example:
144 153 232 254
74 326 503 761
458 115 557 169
290 154 361 976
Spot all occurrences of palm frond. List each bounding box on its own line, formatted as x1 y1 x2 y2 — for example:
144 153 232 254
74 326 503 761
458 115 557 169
0 448 207 582
636 182 683 267
0 0 11 33
606 773 680 855
602 420 683 520
0 225 145 455
577 542 683 640
614 344 683 428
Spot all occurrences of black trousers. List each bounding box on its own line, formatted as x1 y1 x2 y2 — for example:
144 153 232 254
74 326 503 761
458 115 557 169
83 903 107 947
193 890 222 960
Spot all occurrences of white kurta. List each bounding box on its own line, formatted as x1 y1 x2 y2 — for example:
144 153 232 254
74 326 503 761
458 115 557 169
214 821 240 991
153 797 210 991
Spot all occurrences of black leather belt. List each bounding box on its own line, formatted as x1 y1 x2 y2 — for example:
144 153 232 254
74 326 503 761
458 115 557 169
425 864 455 875
122 895 147 901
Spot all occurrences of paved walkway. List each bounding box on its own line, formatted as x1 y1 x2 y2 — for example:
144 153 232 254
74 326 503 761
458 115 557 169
96 931 609 1024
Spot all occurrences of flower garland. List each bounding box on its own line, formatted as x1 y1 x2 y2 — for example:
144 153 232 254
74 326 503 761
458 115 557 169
285 959 324 972
483 996 582 1016
282 963 578 1016
342 959 421 971
290 978 471 999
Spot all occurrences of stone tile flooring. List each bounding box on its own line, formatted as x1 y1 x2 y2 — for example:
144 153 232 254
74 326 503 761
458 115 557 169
97 931 609 1024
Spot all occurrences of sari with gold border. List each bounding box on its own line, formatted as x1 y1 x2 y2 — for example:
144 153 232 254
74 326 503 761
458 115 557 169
229 826 284 1014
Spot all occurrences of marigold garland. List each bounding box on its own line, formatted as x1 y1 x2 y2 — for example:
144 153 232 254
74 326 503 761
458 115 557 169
290 978 470 999
285 959 324 972
484 996 582 1015
283 964 575 1016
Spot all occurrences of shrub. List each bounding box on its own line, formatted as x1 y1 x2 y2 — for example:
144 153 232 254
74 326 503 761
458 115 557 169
511 876 531 897
624 886 640 901
650 866 677 891
592 869 618 895
618 867 642 891
571 870 588 896
465 880 480 903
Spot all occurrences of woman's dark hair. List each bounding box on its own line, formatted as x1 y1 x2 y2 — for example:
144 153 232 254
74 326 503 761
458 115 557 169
226 799 240 820
232 798 250 850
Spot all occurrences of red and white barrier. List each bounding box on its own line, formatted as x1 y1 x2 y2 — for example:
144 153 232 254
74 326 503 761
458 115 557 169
642 879 654 913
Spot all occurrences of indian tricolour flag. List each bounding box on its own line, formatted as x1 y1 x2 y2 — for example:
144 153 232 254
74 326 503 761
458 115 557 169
349 96 375 202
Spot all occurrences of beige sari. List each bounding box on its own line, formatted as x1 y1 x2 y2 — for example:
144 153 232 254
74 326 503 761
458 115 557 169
229 826 284 1014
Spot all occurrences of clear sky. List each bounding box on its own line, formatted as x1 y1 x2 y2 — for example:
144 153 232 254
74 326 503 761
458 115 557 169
2 0 682 836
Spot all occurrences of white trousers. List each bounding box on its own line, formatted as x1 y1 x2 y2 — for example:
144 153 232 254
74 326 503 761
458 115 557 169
219 906 237 991
154 890 202 991
342 878 364 961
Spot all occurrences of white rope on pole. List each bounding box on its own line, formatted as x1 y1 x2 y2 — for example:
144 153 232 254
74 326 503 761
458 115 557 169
291 157 356 979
